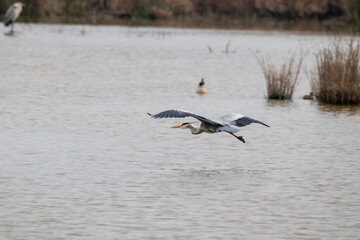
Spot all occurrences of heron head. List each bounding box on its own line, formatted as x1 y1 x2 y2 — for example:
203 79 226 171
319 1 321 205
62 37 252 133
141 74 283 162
171 122 192 129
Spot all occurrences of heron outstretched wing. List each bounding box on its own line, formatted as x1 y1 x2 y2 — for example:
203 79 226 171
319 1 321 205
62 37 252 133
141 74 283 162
219 113 269 128
148 109 222 127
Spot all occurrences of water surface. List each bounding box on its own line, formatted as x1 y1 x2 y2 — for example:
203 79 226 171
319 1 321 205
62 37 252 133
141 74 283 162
1 24 360 239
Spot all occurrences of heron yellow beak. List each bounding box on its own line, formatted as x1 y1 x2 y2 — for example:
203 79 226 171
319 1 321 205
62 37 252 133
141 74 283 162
171 125 181 128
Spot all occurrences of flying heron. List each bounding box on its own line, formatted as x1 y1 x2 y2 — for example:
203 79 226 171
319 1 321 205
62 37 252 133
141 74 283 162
4 2 25 35
148 109 269 143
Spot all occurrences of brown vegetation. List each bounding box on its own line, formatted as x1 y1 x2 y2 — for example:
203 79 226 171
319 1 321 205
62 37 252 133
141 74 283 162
0 0 354 31
255 53 303 100
311 40 360 105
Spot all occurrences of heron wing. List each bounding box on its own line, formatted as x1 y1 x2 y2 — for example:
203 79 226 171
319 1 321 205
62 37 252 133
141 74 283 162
216 125 239 133
4 4 15 26
148 109 222 127
219 113 269 128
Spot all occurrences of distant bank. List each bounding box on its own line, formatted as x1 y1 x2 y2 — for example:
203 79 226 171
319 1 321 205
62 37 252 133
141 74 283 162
1 0 359 33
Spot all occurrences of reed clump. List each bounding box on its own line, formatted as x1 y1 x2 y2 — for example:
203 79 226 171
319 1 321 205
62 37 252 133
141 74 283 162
311 40 360 105
256 54 303 100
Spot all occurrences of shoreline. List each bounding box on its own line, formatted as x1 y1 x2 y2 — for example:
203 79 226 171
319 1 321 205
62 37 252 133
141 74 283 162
16 15 351 35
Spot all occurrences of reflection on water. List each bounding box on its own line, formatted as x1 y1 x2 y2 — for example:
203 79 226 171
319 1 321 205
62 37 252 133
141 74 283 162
316 102 360 115
0 24 360 240
266 99 298 108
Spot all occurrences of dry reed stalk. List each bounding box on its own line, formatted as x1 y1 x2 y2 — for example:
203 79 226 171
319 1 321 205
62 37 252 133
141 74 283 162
255 53 303 100
311 39 360 104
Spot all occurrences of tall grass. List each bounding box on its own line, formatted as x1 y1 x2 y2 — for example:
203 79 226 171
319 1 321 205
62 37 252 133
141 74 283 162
311 39 360 105
255 53 303 100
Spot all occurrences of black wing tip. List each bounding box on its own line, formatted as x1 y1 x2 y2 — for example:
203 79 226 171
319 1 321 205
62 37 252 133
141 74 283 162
147 112 153 117
253 118 269 128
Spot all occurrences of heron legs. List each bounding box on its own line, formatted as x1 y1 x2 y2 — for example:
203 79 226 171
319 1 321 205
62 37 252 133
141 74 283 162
5 23 14 36
228 132 246 143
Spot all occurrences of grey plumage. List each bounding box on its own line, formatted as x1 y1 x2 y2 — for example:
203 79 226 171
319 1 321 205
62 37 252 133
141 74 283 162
218 113 270 128
148 109 269 143
3 2 24 34
4 5 16 26
148 109 221 126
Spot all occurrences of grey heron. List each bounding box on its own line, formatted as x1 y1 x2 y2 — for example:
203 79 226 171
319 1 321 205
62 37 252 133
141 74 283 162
196 78 207 94
148 109 269 143
4 2 25 35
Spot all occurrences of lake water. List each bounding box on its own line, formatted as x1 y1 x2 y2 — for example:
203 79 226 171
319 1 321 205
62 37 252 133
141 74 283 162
1 24 360 239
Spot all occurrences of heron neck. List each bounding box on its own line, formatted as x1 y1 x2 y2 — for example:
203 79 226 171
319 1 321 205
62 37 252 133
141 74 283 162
188 124 203 135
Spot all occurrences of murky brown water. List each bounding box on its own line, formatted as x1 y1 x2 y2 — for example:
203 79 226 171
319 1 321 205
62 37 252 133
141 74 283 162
1 24 360 239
